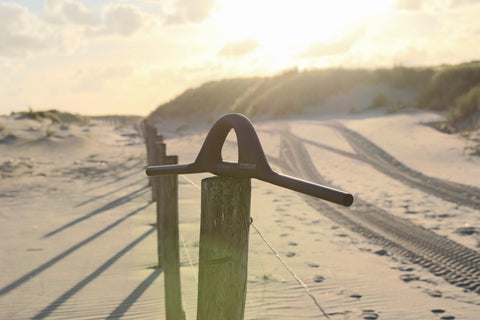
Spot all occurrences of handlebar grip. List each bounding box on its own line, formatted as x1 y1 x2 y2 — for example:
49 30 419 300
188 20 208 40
146 163 354 207
264 172 353 207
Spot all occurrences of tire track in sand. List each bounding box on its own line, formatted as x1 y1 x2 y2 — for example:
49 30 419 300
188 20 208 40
278 130 480 294
331 123 480 210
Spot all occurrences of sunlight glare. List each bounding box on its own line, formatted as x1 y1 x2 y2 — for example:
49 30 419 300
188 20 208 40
214 0 395 61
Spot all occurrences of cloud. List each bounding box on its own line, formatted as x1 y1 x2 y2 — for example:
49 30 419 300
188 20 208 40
165 0 217 24
297 27 366 59
0 3 54 57
44 0 98 26
74 65 134 91
218 39 260 57
370 12 441 40
450 0 480 7
393 0 423 11
89 4 144 37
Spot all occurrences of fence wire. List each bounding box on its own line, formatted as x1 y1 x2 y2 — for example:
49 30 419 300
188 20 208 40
180 175 331 320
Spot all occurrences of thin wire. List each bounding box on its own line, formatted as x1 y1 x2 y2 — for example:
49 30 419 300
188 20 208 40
177 175 201 320
251 223 331 320
179 175 200 282
181 175 201 190
180 231 197 282
180 174 331 319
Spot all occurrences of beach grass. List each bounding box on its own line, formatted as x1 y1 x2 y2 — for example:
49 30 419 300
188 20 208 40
447 85 480 126
13 109 90 125
418 61 480 111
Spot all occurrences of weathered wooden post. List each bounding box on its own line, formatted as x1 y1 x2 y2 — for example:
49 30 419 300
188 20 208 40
151 140 166 202
157 154 185 320
197 176 251 320
153 144 166 267
144 122 162 192
144 123 154 185
145 113 353 320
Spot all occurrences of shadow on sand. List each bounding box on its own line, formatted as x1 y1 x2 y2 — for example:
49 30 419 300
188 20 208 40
43 185 149 238
85 164 146 193
75 178 146 208
106 268 163 319
32 226 156 320
0 203 152 297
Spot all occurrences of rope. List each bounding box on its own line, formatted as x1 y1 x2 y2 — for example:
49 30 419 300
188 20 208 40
180 174 331 319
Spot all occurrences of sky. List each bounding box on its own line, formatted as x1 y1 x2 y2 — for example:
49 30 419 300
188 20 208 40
0 0 479 116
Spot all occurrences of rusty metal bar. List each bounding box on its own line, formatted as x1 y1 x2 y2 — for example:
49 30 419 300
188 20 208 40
146 113 353 207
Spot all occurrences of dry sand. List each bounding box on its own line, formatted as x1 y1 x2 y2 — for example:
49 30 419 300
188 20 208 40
1 110 479 319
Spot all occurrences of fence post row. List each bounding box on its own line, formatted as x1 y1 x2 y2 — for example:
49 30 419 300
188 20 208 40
142 120 185 319
145 113 354 320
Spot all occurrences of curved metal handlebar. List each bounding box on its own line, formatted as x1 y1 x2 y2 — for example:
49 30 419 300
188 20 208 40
146 114 353 207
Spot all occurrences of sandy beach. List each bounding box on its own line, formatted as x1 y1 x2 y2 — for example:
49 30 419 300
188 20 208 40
1 110 480 319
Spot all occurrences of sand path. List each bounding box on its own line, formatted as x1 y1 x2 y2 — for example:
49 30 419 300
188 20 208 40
1 113 480 319
277 129 480 294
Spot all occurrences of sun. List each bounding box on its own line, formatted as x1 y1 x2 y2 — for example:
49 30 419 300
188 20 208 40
212 0 395 66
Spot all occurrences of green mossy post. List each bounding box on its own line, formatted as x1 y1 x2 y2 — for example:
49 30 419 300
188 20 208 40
157 155 185 320
197 177 251 320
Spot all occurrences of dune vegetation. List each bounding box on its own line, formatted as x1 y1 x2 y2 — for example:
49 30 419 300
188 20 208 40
148 66 432 119
10 109 143 128
417 61 480 129
148 61 480 131
12 108 90 125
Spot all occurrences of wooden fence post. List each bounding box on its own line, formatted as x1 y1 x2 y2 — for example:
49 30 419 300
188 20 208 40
157 155 185 320
153 144 166 267
145 124 162 188
151 140 166 202
197 176 251 320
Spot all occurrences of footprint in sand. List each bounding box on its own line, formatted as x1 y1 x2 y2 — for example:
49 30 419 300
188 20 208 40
399 274 420 282
425 289 442 298
374 249 388 256
431 309 445 314
361 310 379 320
288 241 298 246
455 226 478 235
394 266 415 272
285 252 296 257
306 262 319 268
313 275 325 283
